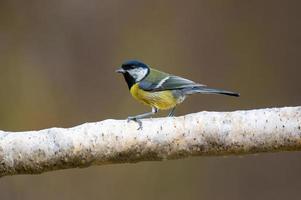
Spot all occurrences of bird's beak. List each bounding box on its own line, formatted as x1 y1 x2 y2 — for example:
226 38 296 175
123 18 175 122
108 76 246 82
115 68 126 73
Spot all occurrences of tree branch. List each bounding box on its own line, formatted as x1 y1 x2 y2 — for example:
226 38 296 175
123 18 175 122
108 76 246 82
0 106 300 177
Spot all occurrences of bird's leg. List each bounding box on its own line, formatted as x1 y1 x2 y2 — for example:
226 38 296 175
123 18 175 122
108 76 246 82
127 107 158 130
168 107 176 117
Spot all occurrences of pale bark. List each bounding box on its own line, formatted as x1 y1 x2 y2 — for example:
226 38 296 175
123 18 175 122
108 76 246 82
0 106 300 177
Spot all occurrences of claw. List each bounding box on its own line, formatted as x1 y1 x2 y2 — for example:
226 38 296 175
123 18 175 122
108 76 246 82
127 117 143 130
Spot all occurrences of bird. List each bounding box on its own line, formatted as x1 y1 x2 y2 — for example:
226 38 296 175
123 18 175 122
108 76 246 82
116 60 239 130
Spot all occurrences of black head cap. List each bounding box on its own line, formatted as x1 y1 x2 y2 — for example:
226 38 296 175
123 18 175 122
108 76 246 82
116 60 150 89
121 60 149 71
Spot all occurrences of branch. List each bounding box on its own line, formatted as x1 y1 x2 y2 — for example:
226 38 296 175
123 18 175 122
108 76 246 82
0 106 300 177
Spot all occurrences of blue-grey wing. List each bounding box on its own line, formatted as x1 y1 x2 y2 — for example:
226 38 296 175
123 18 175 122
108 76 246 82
139 76 205 91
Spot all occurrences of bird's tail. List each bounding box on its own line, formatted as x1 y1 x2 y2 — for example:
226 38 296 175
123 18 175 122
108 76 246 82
183 86 240 97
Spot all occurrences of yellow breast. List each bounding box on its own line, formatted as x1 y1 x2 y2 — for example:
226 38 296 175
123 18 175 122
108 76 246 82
130 83 178 110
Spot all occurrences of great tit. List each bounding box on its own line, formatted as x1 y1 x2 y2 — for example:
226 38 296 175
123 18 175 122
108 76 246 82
116 60 239 129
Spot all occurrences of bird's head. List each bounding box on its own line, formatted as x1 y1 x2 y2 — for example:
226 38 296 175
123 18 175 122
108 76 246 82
116 60 150 88
116 60 150 82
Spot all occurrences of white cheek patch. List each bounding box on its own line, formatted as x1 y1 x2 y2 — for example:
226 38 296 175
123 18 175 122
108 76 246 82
128 68 148 81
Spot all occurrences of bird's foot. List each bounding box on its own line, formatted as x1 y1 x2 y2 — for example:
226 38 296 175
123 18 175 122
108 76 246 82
167 107 176 117
127 116 143 130
168 113 175 117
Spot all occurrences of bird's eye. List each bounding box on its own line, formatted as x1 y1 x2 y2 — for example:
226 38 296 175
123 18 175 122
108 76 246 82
122 64 135 70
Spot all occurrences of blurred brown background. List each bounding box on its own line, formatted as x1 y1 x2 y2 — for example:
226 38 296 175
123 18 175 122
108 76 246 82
0 0 300 199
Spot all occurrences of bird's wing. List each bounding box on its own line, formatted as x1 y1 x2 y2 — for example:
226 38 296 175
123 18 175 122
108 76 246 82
139 75 205 92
